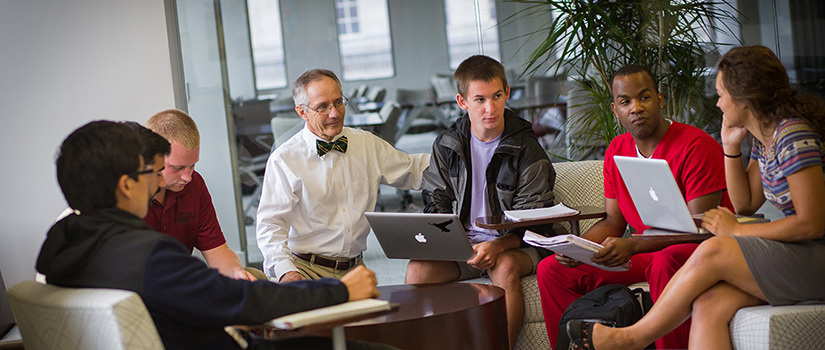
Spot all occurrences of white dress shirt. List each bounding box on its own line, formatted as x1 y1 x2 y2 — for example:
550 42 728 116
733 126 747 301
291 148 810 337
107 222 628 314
256 126 430 280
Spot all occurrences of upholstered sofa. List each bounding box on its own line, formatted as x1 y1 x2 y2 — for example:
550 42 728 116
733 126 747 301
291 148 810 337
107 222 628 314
484 160 825 350
369 159 825 350
463 160 607 350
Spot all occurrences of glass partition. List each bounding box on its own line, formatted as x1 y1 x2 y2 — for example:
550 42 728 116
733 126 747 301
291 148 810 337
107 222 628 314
169 0 825 270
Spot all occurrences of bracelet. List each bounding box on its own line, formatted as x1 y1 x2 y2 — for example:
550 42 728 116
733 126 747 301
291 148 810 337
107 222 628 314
724 152 742 158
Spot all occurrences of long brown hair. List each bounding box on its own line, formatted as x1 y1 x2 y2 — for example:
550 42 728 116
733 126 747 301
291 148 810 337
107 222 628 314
717 45 825 139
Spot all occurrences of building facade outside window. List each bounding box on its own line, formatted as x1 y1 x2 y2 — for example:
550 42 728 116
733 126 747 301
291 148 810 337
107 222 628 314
336 0 395 81
247 0 288 92
445 0 501 69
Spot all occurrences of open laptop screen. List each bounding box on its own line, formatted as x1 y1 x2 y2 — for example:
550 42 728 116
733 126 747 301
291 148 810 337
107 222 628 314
613 156 700 234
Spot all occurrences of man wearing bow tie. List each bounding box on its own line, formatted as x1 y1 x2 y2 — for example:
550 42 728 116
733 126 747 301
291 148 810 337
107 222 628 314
257 69 430 283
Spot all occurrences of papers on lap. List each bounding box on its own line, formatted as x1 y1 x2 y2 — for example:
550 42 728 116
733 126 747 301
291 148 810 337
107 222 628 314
266 299 391 330
503 202 580 221
523 231 630 272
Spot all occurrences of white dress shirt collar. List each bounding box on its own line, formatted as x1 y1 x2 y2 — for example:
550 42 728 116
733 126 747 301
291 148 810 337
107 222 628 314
301 126 348 147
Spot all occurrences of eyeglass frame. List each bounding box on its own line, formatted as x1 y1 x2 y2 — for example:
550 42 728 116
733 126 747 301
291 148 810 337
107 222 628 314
128 167 156 180
301 96 349 116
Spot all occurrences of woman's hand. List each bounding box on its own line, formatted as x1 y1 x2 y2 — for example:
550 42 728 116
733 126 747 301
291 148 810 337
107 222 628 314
701 207 740 236
720 115 750 154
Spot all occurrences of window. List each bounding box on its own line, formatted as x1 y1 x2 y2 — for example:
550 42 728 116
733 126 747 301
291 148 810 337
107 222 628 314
336 0 359 34
444 0 501 69
335 0 395 81
247 0 287 91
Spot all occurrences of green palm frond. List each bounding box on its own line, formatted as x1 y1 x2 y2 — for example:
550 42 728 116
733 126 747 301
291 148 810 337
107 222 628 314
501 0 740 159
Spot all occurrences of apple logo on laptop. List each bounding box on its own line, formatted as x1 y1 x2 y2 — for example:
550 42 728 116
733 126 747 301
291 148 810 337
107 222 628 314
649 187 659 201
415 233 427 243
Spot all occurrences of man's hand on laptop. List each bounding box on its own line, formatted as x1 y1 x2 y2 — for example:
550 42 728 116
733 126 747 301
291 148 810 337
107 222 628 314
591 237 634 267
341 266 380 301
279 271 306 283
467 241 502 270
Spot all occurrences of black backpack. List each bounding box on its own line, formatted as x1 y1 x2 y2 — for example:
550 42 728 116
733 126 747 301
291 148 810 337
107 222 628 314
557 284 654 350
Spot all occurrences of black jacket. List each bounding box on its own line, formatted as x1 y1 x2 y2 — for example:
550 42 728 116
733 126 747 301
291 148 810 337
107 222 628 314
37 208 348 349
422 109 560 238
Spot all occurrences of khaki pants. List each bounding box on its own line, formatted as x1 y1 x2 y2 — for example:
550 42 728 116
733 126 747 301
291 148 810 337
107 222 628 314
293 255 367 280
244 267 269 281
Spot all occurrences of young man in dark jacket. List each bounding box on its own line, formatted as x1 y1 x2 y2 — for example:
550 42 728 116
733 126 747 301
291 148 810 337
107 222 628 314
405 55 560 348
36 120 381 349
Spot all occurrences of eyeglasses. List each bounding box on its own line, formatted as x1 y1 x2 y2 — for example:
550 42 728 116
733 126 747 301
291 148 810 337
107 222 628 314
302 96 348 116
130 168 155 179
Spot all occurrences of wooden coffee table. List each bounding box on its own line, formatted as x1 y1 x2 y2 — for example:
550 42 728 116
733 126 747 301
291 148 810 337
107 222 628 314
344 283 507 350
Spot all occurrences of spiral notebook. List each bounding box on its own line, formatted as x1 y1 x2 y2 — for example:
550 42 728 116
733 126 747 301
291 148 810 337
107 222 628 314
523 231 630 271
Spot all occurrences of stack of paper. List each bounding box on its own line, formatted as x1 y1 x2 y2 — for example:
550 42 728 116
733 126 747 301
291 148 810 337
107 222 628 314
523 231 629 271
266 299 391 330
503 202 580 222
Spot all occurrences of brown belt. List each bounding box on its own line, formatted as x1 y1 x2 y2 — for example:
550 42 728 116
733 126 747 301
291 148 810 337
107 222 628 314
292 252 361 270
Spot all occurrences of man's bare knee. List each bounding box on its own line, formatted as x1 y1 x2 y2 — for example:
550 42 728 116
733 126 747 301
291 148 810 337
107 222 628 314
405 260 458 284
490 251 531 286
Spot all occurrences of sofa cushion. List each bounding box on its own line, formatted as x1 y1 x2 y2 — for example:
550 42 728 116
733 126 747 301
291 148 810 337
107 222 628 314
730 304 825 350
553 160 604 235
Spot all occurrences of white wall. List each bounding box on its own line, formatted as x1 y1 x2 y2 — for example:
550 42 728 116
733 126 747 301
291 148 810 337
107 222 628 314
0 0 177 287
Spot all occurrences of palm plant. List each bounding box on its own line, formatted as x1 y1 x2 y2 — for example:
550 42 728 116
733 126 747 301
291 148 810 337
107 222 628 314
501 0 739 159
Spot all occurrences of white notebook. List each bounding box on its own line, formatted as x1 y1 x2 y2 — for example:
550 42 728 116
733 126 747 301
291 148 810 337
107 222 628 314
523 231 630 271
266 299 391 330
504 202 580 222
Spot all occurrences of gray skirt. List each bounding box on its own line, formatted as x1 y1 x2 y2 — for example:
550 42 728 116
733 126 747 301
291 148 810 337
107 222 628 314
735 236 825 306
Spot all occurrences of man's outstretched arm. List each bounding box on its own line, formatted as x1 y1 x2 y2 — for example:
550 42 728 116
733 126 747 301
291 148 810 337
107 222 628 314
202 243 257 281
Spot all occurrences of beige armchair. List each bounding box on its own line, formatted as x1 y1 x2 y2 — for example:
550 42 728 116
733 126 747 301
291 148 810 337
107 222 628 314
7 281 163 350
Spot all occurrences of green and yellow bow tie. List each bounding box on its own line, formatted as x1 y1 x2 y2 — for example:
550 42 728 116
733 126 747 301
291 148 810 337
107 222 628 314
316 136 348 157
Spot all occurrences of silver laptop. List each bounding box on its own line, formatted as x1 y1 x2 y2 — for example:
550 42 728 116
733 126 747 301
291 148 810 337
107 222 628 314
613 156 705 234
365 212 475 261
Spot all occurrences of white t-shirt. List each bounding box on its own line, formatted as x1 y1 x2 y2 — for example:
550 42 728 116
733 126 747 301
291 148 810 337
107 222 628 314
467 132 501 244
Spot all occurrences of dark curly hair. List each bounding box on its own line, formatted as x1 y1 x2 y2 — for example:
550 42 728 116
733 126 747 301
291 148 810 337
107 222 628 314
717 45 825 139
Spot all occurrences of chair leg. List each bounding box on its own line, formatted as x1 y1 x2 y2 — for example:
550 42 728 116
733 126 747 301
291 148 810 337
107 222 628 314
399 190 413 211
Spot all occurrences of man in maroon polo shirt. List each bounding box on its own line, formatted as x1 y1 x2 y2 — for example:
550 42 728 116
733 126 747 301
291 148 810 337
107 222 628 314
145 109 258 281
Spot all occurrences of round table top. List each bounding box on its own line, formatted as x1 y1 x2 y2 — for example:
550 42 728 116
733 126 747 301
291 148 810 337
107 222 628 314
346 283 504 327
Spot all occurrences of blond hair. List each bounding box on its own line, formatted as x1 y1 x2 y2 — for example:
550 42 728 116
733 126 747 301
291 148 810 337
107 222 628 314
146 109 200 150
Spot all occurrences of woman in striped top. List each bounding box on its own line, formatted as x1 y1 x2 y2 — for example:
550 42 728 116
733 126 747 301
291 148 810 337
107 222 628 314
566 45 825 350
